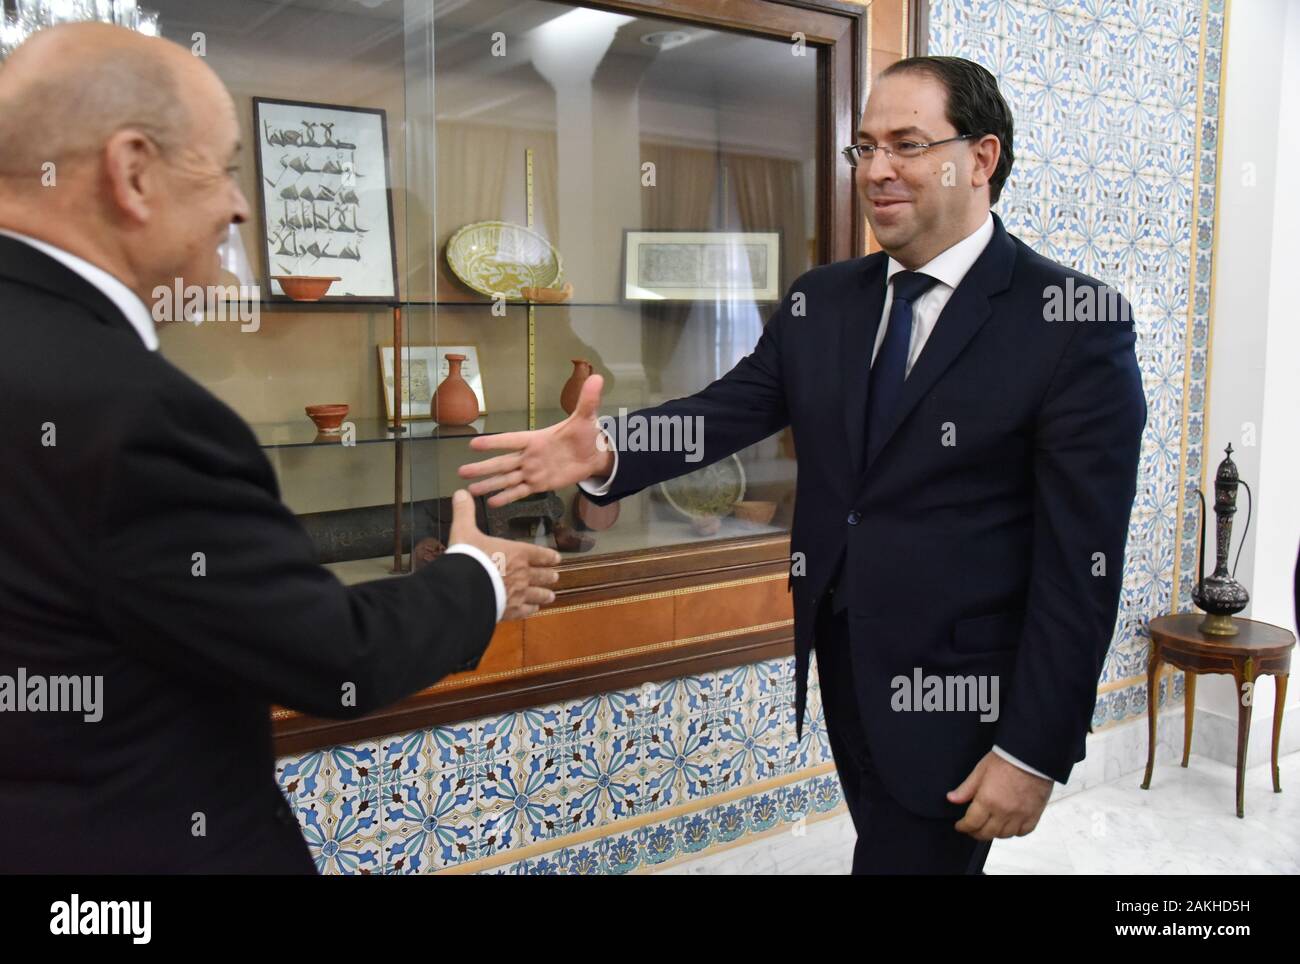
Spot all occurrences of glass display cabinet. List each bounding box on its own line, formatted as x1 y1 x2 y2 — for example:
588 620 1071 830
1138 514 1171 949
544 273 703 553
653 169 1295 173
151 0 868 751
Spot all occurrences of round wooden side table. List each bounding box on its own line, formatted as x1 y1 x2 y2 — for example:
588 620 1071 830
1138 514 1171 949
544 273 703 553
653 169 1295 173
1141 614 1294 817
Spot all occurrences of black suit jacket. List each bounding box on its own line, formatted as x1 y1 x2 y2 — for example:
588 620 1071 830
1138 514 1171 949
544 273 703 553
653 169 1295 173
589 213 1146 817
0 236 497 872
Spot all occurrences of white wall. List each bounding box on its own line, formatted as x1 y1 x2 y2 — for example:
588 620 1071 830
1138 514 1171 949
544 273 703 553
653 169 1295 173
1200 0 1300 739
1254 2 1300 644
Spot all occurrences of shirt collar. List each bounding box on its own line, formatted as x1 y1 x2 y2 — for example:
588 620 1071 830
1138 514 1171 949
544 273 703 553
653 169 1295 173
0 228 158 351
885 211 995 292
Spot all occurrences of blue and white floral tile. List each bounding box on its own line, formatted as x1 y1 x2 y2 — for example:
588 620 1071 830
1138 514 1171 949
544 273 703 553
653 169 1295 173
297 783 383 876
380 769 476 874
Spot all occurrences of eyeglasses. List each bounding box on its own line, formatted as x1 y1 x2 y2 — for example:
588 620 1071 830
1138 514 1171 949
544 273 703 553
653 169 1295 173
841 134 977 167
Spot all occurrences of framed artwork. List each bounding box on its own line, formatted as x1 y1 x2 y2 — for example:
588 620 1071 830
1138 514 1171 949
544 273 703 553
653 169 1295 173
252 97 399 302
622 230 781 302
378 345 485 422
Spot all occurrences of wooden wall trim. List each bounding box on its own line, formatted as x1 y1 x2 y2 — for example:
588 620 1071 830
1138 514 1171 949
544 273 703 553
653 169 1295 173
273 621 795 754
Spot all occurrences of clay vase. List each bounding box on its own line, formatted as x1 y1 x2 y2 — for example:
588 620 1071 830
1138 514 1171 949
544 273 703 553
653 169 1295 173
572 491 619 531
431 353 479 426
560 358 593 414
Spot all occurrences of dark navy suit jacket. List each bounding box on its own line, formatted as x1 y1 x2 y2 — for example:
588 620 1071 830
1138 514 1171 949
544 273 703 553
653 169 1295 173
587 213 1147 818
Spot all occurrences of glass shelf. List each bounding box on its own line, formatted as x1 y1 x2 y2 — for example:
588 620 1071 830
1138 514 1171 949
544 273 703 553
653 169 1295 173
250 300 639 312
253 409 569 449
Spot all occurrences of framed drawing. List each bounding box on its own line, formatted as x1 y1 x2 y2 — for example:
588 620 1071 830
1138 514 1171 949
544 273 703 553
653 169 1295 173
378 345 485 422
622 230 781 302
252 97 399 302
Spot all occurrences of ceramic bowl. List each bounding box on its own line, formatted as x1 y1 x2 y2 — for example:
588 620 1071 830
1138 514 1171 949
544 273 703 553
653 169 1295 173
305 403 349 434
272 275 341 301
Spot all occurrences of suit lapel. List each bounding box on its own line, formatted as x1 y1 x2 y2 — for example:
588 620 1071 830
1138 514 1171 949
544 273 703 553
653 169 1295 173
842 254 889 480
0 234 138 340
860 214 1018 478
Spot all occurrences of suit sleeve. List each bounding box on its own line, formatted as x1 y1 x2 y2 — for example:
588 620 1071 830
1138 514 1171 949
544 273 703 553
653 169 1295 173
584 286 793 506
993 307 1147 782
91 384 498 719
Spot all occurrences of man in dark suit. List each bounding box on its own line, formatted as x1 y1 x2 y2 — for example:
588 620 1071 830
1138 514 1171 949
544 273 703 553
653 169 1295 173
459 57 1146 873
0 24 560 873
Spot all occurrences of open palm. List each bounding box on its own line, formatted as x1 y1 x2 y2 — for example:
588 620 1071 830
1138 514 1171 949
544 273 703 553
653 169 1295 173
457 374 612 508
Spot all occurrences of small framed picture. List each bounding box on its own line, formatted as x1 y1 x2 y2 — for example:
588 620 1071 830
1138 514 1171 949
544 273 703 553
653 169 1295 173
378 345 485 422
622 230 781 302
252 97 399 302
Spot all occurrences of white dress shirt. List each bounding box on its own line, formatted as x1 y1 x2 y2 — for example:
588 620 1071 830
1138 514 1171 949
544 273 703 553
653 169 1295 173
1 228 507 621
875 212 994 374
440 543 507 623
579 212 1053 782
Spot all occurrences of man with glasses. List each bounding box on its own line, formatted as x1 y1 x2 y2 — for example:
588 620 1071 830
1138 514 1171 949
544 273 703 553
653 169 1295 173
459 56 1146 874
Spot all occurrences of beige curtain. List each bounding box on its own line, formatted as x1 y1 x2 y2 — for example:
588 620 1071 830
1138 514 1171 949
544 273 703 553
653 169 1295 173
639 141 718 392
721 151 809 290
719 153 808 478
436 123 511 250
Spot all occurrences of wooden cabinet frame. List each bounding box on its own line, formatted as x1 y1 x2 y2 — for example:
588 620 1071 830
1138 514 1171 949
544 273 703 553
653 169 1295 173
274 0 906 755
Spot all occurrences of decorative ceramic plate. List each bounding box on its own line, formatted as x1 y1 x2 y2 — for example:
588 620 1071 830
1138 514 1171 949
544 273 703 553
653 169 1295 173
658 455 747 519
446 220 563 299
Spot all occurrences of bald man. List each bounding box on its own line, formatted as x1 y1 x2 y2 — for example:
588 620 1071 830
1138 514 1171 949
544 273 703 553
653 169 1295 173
0 24 561 873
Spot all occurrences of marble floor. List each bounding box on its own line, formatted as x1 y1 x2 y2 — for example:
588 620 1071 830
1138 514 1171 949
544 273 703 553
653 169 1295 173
656 750 1300 874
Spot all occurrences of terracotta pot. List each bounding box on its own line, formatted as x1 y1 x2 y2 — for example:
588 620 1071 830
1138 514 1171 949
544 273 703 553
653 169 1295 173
572 492 619 531
272 275 341 301
560 358 593 415
432 353 479 425
732 500 777 527
305 403 349 434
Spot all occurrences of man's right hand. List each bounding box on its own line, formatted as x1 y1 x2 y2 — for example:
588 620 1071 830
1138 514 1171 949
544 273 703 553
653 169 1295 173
457 374 613 508
447 489 562 620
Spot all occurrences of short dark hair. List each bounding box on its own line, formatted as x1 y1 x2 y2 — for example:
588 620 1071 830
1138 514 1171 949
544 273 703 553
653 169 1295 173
880 56 1015 206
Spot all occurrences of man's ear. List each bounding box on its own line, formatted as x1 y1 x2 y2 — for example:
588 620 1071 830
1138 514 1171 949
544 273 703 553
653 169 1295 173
102 128 161 225
971 134 1001 192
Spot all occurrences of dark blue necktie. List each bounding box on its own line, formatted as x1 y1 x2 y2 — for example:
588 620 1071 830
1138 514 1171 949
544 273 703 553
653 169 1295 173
864 270 938 463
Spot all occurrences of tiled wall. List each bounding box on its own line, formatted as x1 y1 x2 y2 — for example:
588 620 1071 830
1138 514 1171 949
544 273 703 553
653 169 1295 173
928 0 1225 726
276 657 842 874
275 0 1228 873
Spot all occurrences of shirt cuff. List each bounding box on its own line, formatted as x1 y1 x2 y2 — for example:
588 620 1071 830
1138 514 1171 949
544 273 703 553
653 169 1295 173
444 543 506 623
992 744 1053 782
577 424 618 497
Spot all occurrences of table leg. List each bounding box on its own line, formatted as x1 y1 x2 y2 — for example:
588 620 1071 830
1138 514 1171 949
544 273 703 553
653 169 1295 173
1141 643 1162 790
1235 663 1254 819
1274 674 1288 793
1182 671 1195 767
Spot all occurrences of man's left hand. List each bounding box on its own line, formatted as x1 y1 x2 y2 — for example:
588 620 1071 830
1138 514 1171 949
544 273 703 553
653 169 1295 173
947 751 1053 841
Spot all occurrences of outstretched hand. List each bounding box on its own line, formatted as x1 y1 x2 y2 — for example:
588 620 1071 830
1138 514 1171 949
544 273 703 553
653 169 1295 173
446 488 561 621
457 374 613 508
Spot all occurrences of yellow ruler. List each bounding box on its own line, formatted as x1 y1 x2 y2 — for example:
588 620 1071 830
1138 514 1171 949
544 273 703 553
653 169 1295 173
526 148 536 430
